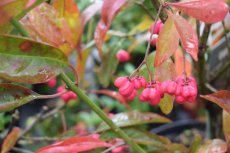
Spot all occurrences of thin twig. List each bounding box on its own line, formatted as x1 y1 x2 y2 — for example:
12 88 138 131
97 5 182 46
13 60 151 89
205 83 218 93
22 136 60 142
21 103 65 136
129 3 163 80
60 111 67 132
102 142 125 153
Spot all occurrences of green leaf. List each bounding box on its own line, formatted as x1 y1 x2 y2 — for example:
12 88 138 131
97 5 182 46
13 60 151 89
0 35 68 84
200 90 230 112
97 111 171 132
0 83 40 112
100 127 170 147
223 110 230 151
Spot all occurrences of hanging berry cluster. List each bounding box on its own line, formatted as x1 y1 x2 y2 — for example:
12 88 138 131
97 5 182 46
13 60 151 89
114 75 197 105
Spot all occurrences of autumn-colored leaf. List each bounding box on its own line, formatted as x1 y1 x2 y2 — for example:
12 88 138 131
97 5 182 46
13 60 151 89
0 0 28 33
52 0 82 51
94 0 126 58
97 111 171 132
197 139 227 153
154 59 177 115
0 34 68 84
36 136 111 153
81 2 102 26
223 110 230 151
21 3 77 55
167 0 228 24
0 0 27 25
1 127 20 153
92 89 130 107
169 12 198 61
174 48 192 76
200 90 230 112
154 15 179 67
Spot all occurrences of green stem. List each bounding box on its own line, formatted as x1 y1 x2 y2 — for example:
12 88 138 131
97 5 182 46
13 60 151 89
60 73 146 153
10 18 30 37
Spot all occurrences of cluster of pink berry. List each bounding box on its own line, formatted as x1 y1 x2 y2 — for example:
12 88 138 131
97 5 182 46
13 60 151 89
57 86 77 103
114 75 197 105
149 20 164 46
162 76 198 103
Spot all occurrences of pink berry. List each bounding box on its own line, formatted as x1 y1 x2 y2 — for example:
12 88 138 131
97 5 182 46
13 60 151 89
47 78 56 88
167 81 177 95
139 94 147 102
149 20 162 34
131 76 147 89
149 37 157 46
114 77 129 88
119 81 134 96
116 50 130 62
148 88 161 105
175 84 182 96
125 90 137 101
57 86 65 93
182 86 191 98
140 88 151 102
176 96 186 104
61 94 70 103
187 96 196 103
68 91 77 99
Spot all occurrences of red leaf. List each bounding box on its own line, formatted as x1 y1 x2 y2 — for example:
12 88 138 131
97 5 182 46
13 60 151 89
36 136 111 153
154 15 179 67
200 90 230 112
81 2 102 26
167 0 228 24
1 127 20 153
92 89 130 107
94 0 126 58
169 12 198 61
